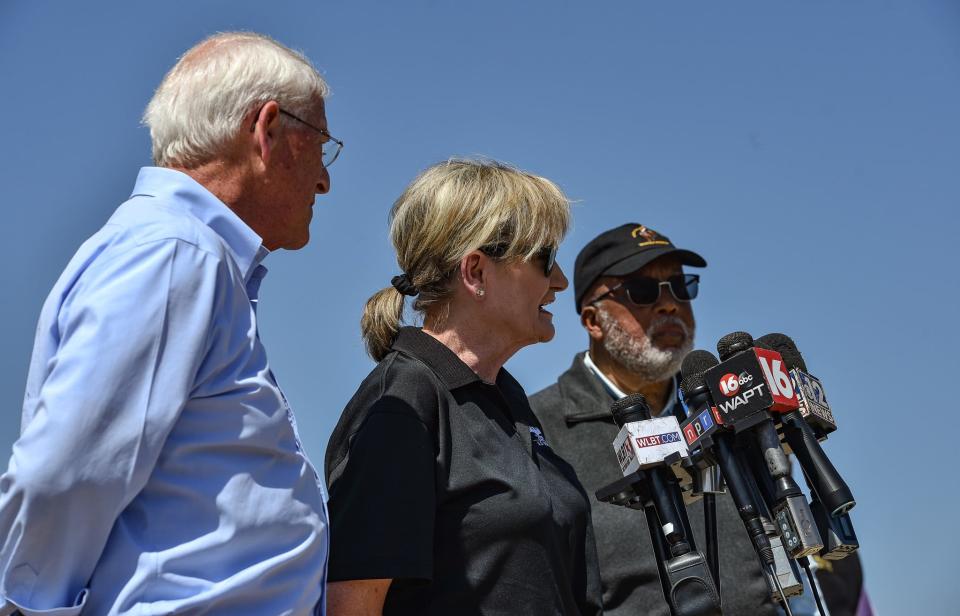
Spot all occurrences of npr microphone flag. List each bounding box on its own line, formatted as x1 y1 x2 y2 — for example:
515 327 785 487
612 416 689 475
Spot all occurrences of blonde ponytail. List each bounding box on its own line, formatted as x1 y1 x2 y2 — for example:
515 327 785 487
360 286 406 361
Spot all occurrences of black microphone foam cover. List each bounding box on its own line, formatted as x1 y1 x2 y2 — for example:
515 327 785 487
717 331 754 360
679 373 702 397
681 349 720 378
679 350 719 396
610 393 651 427
757 333 808 373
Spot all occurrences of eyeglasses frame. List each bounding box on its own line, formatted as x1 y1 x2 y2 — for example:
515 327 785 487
248 104 343 167
279 109 343 168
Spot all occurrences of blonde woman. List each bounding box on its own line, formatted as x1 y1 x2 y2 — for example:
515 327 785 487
324 159 603 615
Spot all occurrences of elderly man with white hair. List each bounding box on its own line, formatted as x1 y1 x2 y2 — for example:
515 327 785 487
0 33 340 616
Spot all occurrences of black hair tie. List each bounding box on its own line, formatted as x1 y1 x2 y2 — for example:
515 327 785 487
391 273 419 296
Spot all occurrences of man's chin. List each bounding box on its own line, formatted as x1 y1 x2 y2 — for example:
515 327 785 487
285 232 310 251
538 324 556 343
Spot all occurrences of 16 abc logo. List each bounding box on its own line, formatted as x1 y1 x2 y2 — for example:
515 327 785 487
718 371 753 397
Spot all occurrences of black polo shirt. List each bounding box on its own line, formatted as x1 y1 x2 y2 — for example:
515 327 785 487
324 327 603 616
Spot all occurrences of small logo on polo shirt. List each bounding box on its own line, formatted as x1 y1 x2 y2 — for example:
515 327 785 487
529 426 548 448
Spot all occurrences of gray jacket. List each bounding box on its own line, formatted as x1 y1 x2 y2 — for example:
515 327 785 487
530 353 780 616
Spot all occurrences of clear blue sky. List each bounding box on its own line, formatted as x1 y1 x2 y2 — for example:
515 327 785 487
2 1 958 612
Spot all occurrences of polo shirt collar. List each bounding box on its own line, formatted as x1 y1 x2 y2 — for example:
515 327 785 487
392 327 506 390
130 167 268 281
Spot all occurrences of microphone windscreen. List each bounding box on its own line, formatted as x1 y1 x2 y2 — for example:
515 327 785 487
681 349 720 376
610 393 651 427
679 373 703 396
757 333 808 372
680 349 719 395
717 331 754 360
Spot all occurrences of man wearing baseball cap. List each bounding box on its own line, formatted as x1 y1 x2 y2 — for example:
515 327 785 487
530 223 782 615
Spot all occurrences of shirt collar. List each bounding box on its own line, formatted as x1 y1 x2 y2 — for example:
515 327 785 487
130 167 268 281
583 351 678 417
391 327 519 391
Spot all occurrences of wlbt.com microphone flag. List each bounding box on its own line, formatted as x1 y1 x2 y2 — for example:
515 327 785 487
612 416 689 476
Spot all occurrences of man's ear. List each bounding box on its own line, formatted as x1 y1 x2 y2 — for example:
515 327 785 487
581 304 605 341
250 101 282 167
459 251 487 299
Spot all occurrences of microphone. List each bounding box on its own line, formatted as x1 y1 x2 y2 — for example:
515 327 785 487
600 393 722 616
612 391 707 505
756 333 859 559
756 333 853 516
611 394 689 476
712 332 823 559
679 351 803 607
611 394 691 556
679 351 726 459
677 354 727 499
707 332 799 429
759 334 837 436
679 351 773 565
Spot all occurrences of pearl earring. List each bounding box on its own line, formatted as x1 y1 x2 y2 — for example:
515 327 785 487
476 287 485 297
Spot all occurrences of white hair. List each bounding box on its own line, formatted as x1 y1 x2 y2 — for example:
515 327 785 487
596 309 695 383
143 32 330 168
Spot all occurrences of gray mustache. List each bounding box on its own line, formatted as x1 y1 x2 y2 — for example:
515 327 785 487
647 316 691 337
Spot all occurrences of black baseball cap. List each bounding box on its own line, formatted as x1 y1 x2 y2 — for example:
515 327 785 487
573 223 707 313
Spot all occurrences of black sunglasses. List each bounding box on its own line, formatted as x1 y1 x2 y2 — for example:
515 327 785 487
592 273 699 306
481 243 558 277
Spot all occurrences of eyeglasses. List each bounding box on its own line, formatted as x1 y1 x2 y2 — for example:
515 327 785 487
278 109 344 167
592 273 699 306
481 243 558 277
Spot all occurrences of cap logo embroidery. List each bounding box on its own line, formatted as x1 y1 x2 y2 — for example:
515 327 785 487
631 225 671 248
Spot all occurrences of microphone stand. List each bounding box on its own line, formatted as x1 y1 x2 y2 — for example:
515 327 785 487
703 492 719 598
597 466 722 616
798 558 829 616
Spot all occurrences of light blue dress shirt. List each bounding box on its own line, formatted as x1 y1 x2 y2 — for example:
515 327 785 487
0 168 328 616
